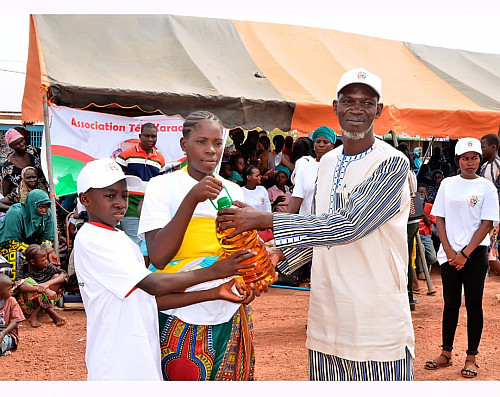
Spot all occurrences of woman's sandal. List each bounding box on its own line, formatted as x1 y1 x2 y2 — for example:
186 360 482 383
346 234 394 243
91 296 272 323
461 360 479 378
424 353 452 370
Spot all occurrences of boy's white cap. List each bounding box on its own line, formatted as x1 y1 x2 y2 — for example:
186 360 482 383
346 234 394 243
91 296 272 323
455 137 482 156
336 67 382 100
77 158 143 194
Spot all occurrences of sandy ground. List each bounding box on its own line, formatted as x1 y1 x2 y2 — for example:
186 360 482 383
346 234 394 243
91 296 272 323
1 266 499 381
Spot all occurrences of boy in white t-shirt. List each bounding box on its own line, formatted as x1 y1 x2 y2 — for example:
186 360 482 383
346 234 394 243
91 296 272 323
74 158 255 381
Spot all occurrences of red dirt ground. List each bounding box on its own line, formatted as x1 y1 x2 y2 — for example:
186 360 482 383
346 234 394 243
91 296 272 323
1 267 499 381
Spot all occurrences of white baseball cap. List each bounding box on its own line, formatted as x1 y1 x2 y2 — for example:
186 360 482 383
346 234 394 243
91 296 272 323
336 67 382 101
455 137 482 156
77 158 143 194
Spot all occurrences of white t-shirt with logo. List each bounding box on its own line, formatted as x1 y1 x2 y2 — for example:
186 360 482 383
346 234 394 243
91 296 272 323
242 185 272 212
431 175 499 264
74 223 161 381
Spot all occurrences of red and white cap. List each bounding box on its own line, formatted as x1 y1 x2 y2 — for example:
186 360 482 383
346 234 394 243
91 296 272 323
77 158 143 194
336 67 382 101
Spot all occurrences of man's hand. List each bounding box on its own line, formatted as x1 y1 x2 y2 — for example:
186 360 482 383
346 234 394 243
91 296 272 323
216 201 274 238
267 246 285 265
187 176 223 204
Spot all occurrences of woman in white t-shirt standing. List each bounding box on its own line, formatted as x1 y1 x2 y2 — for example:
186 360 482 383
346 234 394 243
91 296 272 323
287 126 336 215
425 138 499 379
241 165 271 213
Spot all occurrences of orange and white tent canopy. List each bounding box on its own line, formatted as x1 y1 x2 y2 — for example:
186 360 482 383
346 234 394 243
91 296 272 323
22 14 500 138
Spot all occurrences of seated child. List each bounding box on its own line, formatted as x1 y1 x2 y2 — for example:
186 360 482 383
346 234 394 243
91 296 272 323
0 274 25 356
14 244 67 327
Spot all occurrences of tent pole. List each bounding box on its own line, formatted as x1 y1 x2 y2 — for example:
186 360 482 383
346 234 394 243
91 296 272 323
42 93 60 256
422 136 435 164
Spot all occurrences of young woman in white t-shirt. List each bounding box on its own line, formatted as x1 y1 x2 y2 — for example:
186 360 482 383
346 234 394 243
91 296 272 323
424 138 499 379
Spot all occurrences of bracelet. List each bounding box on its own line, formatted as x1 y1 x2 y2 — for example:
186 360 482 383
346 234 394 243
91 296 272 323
460 249 470 259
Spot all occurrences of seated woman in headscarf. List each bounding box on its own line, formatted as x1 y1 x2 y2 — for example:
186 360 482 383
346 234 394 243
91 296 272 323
0 129 47 197
0 166 48 212
0 189 54 281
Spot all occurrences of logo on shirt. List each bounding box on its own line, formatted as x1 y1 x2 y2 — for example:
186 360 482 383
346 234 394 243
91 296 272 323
78 281 85 289
467 195 479 208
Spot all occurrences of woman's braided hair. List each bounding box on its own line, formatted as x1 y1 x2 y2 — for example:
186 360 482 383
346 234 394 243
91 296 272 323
182 111 222 137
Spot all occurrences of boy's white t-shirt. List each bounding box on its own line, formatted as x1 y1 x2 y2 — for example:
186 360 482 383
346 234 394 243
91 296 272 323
291 160 319 215
138 170 244 325
431 175 500 264
74 223 162 381
241 185 272 212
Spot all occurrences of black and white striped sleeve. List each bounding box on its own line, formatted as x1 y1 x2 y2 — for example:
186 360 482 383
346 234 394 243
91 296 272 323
273 156 409 250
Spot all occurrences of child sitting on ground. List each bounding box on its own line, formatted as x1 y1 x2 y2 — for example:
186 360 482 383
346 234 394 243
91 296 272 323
14 244 67 327
0 274 25 356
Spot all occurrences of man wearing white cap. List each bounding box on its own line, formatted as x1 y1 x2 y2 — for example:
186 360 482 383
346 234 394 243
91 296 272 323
217 67 415 380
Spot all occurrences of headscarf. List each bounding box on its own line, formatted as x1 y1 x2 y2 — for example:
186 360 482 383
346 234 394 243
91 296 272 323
0 189 53 245
15 166 47 203
4 128 24 146
228 170 243 182
275 164 291 179
312 126 337 144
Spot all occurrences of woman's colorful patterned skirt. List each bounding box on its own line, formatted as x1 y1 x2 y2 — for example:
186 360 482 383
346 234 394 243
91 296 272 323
159 305 255 381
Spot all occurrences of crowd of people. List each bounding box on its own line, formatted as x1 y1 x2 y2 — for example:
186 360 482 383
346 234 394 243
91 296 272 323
0 68 499 382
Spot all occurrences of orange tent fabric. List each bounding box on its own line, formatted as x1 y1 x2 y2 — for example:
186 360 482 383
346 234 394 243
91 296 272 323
233 21 499 138
22 15 500 138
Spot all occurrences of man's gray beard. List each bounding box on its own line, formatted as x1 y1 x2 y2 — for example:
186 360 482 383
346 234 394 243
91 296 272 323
341 128 369 141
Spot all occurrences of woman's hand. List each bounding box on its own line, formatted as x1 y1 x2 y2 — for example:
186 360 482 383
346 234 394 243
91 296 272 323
272 195 286 206
449 252 467 270
210 250 257 279
187 176 223 204
217 201 274 238
444 248 457 264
